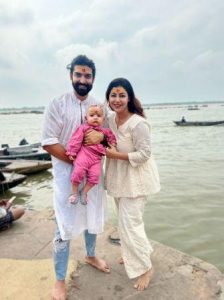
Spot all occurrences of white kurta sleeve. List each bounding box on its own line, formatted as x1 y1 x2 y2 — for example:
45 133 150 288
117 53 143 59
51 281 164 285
103 102 114 128
128 121 151 167
41 99 63 146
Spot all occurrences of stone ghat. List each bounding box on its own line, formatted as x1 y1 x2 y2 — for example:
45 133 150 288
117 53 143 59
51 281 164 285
0 210 223 300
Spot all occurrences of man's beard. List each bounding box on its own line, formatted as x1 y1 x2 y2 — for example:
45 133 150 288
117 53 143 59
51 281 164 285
72 82 93 97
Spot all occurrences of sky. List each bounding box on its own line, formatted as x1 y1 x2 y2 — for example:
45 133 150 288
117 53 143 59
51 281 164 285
0 0 224 108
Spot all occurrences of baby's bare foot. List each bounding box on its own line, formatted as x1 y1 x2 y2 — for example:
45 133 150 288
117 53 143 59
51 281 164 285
68 194 78 205
134 267 154 291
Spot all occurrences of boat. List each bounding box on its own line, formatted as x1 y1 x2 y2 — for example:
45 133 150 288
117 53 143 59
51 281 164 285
0 172 27 194
0 160 52 175
0 149 50 160
0 143 51 161
173 120 224 126
188 105 200 110
1 138 41 149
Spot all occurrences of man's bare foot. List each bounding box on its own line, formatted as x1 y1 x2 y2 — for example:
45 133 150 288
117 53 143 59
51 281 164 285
118 257 124 264
51 280 67 300
134 267 154 291
85 256 110 273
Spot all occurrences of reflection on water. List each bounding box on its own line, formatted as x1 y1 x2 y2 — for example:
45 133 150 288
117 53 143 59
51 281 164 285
1 170 53 210
0 104 224 271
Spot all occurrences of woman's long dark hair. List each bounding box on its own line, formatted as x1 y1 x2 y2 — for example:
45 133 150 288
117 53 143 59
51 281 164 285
105 78 145 118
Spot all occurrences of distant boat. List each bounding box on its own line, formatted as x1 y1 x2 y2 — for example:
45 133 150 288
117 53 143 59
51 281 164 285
0 160 52 175
0 143 50 161
173 120 224 126
188 105 200 110
0 172 27 194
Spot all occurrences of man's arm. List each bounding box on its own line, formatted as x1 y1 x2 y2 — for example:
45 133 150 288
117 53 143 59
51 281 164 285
42 99 72 163
43 144 71 164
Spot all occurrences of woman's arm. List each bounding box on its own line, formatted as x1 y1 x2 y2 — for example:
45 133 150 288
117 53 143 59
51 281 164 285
105 145 128 160
128 121 151 167
106 121 151 166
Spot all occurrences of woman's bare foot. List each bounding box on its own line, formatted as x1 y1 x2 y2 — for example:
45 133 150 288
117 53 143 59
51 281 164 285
118 257 124 264
51 280 67 300
85 256 110 273
134 267 154 291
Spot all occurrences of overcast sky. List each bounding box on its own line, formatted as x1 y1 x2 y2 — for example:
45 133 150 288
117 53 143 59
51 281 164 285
0 0 224 107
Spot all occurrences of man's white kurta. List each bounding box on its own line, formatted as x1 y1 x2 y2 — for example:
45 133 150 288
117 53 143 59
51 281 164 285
42 92 106 240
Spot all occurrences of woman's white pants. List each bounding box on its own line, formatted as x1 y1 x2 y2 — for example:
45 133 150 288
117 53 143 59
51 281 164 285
114 196 153 279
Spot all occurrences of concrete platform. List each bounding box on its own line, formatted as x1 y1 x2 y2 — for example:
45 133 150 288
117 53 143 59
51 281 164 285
0 210 223 300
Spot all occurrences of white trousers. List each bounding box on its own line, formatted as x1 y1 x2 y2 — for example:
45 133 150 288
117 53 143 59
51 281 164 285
114 196 153 279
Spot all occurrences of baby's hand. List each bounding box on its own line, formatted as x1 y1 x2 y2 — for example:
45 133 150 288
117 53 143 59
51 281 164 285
68 155 75 161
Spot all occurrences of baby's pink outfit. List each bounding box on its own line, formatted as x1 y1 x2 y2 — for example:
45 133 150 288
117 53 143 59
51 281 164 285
66 124 116 185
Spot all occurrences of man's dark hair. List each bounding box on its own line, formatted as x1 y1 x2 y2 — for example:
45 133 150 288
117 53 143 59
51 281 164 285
66 55 96 79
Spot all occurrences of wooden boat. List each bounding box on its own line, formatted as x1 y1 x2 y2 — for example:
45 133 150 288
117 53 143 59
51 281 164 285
1 142 41 150
0 144 51 160
0 160 52 175
0 172 27 194
0 150 50 160
173 120 224 126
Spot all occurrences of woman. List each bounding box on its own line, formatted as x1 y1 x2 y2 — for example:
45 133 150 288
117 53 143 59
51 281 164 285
105 78 160 291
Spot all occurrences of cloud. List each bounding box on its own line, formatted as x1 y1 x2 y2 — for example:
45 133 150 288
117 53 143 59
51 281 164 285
0 3 34 26
55 39 120 68
0 0 224 107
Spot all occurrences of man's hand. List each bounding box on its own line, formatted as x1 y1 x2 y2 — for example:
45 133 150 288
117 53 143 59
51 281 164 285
0 200 7 207
84 129 104 145
0 199 10 210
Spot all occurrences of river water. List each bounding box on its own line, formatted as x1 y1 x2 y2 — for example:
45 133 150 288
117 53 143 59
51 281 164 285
0 103 224 271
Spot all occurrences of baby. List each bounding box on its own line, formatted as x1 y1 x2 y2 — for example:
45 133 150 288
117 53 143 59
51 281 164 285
66 105 116 205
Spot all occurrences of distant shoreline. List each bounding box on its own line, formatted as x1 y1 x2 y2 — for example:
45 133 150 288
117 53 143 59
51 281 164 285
0 101 224 114
0 110 43 115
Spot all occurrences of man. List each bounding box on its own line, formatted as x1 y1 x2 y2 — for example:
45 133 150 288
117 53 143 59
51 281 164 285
0 196 25 231
42 55 109 300
181 116 186 123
